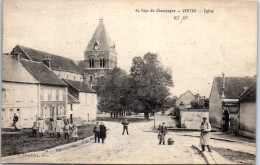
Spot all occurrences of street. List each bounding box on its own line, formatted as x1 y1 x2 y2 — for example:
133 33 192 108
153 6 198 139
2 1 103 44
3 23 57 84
2 115 255 164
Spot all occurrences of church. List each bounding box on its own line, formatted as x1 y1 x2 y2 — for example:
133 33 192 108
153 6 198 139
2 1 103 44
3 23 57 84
83 18 118 88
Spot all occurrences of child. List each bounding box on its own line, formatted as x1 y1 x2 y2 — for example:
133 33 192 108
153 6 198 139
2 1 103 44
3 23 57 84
71 124 78 141
32 122 37 138
38 118 45 138
64 121 71 140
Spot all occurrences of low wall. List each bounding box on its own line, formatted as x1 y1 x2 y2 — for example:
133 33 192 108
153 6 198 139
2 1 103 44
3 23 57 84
180 109 209 129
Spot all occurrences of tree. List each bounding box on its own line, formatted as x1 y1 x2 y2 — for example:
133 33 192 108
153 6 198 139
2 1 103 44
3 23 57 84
190 94 209 109
130 53 173 119
97 68 130 118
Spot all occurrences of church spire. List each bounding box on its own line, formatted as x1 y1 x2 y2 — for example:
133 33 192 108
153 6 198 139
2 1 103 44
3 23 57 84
86 19 114 52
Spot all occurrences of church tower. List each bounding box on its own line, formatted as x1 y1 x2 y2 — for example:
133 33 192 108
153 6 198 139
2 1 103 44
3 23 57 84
83 19 118 87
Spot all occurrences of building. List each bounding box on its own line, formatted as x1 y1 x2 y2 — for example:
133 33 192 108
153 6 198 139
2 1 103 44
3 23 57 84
209 75 256 132
2 55 40 128
176 91 195 108
63 79 97 125
11 45 83 82
238 81 256 139
20 58 68 128
83 19 118 87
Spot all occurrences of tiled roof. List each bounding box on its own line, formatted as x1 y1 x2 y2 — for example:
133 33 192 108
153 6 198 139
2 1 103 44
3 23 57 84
86 19 115 51
2 55 39 84
239 81 256 102
12 45 81 74
63 79 96 93
21 59 67 86
215 76 256 99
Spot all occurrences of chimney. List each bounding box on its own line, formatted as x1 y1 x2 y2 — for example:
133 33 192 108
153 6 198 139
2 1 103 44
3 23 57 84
221 72 225 98
42 57 51 68
13 48 21 63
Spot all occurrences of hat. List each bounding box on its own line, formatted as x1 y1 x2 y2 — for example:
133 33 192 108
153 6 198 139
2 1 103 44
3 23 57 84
203 117 207 119
162 122 165 124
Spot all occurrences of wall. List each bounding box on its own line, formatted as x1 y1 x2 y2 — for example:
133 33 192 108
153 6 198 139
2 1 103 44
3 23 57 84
209 79 223 128
77 92 97 122
68 103 81 125
180 109 209 129
239 102 256 139
176 92 195 108
40 85 68 129
1 82 39 128
53 70 83 82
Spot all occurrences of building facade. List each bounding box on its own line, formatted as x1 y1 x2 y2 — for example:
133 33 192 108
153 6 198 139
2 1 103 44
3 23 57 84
64 79 97 125
176 91 195 108
2 55 40 128
209 76 256 132
84 19 118 87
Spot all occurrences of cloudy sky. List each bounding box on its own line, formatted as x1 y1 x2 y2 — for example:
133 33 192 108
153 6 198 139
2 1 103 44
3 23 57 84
3 0 257 97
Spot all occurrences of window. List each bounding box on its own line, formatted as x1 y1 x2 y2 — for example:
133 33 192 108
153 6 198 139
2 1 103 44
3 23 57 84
56 89 59 101
40 90 44 100
44 89 48 101
71 104 73 111
74 76 75 80
43 105 50 118
100 58 105 68
67 75 68 78
2 89 6 100
94 43 99 50
59 90 63 101
2 109 5 120
52 90 56 101
48 90 52 101
89 58 94 68
62 90 66 101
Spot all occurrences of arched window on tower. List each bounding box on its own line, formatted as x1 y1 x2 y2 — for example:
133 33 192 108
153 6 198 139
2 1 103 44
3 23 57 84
89 58 94 68
100 58 105 68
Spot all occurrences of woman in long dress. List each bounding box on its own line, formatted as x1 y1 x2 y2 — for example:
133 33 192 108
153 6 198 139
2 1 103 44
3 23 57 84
71 124 78 141
49 118 55 138
200 117 212 152
100 122 107 144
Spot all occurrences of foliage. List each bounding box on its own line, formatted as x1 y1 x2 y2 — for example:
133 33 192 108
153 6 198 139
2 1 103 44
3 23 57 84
190 94 209 109
97 52 174 119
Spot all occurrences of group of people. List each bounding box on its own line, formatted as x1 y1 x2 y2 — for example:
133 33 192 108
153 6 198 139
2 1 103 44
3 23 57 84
31 117 78 140
93 121 107 144
157 117 212 152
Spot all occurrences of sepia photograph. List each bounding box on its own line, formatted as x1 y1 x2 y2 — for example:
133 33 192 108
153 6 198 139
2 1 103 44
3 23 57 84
1 0 258 164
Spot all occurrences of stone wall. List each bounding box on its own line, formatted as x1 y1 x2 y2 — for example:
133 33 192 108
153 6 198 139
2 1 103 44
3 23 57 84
239 102 256 139
180 109 209 129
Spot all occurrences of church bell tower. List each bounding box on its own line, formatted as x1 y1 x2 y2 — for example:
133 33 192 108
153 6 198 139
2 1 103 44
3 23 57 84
83 19 118 88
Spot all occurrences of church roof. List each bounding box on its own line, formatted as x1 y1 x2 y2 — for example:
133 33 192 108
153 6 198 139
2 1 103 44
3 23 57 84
2 55 39 84
86 19 115 51
11 45 81 74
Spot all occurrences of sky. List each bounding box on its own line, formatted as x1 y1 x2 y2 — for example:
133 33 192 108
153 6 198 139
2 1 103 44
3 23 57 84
3 0 257 97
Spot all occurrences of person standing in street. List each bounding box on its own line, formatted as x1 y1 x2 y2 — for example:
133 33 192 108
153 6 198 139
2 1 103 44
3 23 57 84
64 121 71 141
32 122 37 138
93 121 100 143
56 117 64 139
71 124 78 141
121 119 129 135
13 113 19 130
38 117 45 138
49 118 55 138
200 117 212 152
158 122 167 145
100 122 107 144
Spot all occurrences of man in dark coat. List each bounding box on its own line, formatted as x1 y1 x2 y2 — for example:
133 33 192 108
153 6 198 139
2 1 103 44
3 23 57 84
121 119 129 135
13 113 19 130
158 122 167 145
93 121 100 143
100 122 107 144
